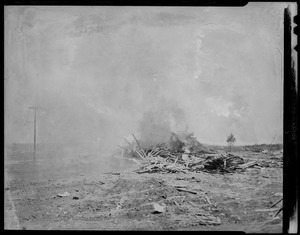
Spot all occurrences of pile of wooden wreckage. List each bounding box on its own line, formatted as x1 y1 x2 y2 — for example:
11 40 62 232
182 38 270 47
118 132 283 174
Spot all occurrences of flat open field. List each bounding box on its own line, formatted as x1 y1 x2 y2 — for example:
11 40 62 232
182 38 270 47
4 144 283 232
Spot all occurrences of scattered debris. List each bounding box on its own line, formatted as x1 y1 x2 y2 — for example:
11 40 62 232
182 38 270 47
195 213 221 225
171 184 189 188
180 196 186 204
273 207 283 218
255 160 283 168
270 198 283 208
7 139 283 231
131 158 142 165
258 217 282 228
205 196 212 205
176 188 198 195
153 202 166 213
104 172 121 175
238 161 257 169
176 176 201 182
269 197 283 218
254 208 280 212
57 192 70 197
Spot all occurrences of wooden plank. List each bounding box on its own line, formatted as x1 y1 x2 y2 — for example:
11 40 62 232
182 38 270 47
176 188 198 194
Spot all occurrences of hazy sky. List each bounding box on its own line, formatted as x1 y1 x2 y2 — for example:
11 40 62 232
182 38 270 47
5 3 295 148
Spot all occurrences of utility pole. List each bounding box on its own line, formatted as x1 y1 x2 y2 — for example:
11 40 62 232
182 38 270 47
269 135 276 152
29 106 38 162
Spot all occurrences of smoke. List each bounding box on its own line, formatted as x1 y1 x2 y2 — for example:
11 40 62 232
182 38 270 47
5 4 285 155
138 98 188 147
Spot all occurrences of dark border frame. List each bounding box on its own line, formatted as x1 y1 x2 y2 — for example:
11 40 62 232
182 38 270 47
2 1 298 233
283 6 298 234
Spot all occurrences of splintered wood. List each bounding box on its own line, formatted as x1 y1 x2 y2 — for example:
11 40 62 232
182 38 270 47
119 133 283 174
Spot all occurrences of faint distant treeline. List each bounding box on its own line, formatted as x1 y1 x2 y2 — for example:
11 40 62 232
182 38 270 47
207 144 283 152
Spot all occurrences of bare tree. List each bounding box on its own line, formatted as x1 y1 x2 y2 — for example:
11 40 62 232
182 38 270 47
226 133 236 152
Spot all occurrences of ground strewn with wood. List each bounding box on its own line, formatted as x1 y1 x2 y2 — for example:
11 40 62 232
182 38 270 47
5 143 283 232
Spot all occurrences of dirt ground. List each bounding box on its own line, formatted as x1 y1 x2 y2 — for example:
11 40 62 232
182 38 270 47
4 145 283 232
